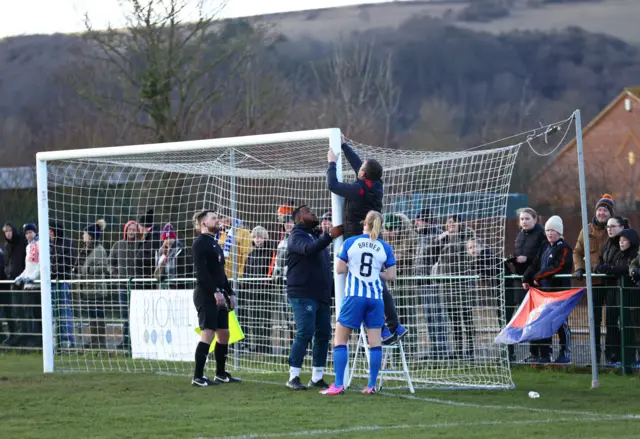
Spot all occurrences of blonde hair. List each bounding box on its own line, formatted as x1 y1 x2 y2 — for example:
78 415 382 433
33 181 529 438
192 210 216 230
365 211 384 241
517 207 538 220
251 226 269 240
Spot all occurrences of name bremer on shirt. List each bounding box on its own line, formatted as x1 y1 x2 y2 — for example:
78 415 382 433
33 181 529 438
357 240 381 253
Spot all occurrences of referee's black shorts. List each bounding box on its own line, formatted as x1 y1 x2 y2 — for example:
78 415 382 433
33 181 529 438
193 290 229 331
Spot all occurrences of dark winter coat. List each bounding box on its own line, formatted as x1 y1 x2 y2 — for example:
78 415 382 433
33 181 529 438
50 226 77 281
286 223 333 303
0 248 5 281
3 225 27 280
436 225 476 302
414 224 443 276
110 238 140 280
244 243 276 279
513 223 546 275
326 143 383 239
595 236 622 287
605 229 640 286
523 239 573 291
136 225 162 279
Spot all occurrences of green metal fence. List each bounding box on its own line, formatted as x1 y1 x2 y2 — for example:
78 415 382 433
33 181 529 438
1 275 638 373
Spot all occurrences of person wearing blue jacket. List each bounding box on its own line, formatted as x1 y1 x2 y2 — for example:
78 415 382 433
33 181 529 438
285 205 343 391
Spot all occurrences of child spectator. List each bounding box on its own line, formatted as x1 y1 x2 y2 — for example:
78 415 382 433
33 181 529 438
522 215 573 363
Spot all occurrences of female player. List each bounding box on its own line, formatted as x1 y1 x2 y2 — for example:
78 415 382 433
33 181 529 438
321 210 397 395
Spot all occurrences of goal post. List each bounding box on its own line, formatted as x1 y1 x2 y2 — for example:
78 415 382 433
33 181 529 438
36 128 346 373
36 158 54 373
35 128 518 390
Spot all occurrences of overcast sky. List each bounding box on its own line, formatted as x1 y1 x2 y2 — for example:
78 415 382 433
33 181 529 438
1 0 395 37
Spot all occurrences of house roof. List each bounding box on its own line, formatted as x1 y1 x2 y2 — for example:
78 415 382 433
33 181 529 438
627 87 640 100
532 87 640 180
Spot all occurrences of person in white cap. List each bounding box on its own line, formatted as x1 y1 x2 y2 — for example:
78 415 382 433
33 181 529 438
522 215 573 364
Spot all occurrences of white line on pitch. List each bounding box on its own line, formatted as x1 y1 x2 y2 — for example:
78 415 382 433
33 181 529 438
241 378 640 420
195 415 640 439
380 391 640 419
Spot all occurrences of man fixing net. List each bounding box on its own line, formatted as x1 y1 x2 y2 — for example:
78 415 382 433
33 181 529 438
327 142 407 344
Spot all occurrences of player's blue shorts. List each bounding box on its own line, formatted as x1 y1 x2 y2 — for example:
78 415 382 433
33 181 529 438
337 295 384 329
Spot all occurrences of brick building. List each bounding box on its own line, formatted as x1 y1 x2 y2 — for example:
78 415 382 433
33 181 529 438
531 87 640 216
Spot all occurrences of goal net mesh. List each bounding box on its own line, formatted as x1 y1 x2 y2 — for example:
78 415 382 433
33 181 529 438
43 133 518 389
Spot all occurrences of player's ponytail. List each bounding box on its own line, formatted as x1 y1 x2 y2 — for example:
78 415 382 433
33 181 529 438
365 210 384 241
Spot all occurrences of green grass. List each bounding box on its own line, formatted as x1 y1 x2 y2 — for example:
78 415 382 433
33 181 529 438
1 354 639 439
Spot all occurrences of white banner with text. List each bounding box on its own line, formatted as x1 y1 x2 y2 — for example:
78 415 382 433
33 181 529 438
130 289 198 362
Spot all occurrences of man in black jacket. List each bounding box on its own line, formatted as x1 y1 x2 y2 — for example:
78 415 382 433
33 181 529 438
522 215 573 364
191 210 241 387
326 143 406 345
285 205 343 390
136 209 162 284
2 223 28 346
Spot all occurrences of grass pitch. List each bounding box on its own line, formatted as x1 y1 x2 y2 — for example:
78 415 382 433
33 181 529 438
1 353 639 439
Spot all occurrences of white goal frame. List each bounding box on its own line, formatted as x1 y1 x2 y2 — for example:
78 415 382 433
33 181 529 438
35 128 346 373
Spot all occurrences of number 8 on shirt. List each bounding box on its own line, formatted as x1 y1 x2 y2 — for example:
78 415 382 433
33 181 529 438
338 233 396 330
321 211 397 396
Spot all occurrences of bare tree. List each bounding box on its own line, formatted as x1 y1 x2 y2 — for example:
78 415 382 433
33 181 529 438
290 38 400 147
74 0 267 142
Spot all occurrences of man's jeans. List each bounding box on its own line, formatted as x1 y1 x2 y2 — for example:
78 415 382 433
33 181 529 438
55 283 75 344
288 298 331 369
422 284 451 358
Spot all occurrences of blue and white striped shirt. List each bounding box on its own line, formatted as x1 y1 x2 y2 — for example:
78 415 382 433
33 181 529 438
338 234 396 300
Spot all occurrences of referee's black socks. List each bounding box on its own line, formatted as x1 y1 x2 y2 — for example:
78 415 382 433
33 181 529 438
215 343 229 376
194 341 210 379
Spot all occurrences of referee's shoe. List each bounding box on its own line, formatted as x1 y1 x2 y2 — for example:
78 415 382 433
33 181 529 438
192 375 218 387
214 372 242 384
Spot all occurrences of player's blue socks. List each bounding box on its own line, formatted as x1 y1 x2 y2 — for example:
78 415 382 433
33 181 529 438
333 345 348 387
368 346 382 388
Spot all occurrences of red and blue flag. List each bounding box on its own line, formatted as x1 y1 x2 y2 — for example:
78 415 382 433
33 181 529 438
495 287 584 344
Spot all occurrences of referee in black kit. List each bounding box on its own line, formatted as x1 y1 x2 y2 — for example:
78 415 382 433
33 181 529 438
191 210 241 387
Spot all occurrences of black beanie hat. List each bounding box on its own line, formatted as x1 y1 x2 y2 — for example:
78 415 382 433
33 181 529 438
23 223 37 234
84 219 106 240
138 209 154 228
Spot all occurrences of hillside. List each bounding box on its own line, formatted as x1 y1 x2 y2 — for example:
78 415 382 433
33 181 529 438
259 0 640 45
0 0 639 171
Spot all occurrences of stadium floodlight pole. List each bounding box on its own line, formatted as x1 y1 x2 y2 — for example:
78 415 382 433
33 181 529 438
575 109 600 389
35 155 54 373
328 128 348 384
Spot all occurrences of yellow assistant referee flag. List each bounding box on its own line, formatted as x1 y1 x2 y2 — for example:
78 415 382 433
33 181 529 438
194 310 245 353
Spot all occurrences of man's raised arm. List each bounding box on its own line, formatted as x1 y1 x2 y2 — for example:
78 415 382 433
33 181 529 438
341 142 363 174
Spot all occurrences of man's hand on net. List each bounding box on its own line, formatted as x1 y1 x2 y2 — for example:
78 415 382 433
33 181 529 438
327 149 339 163
329 225 344 239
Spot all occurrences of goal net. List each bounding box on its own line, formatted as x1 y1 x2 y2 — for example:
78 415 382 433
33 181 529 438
37 129 518 389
